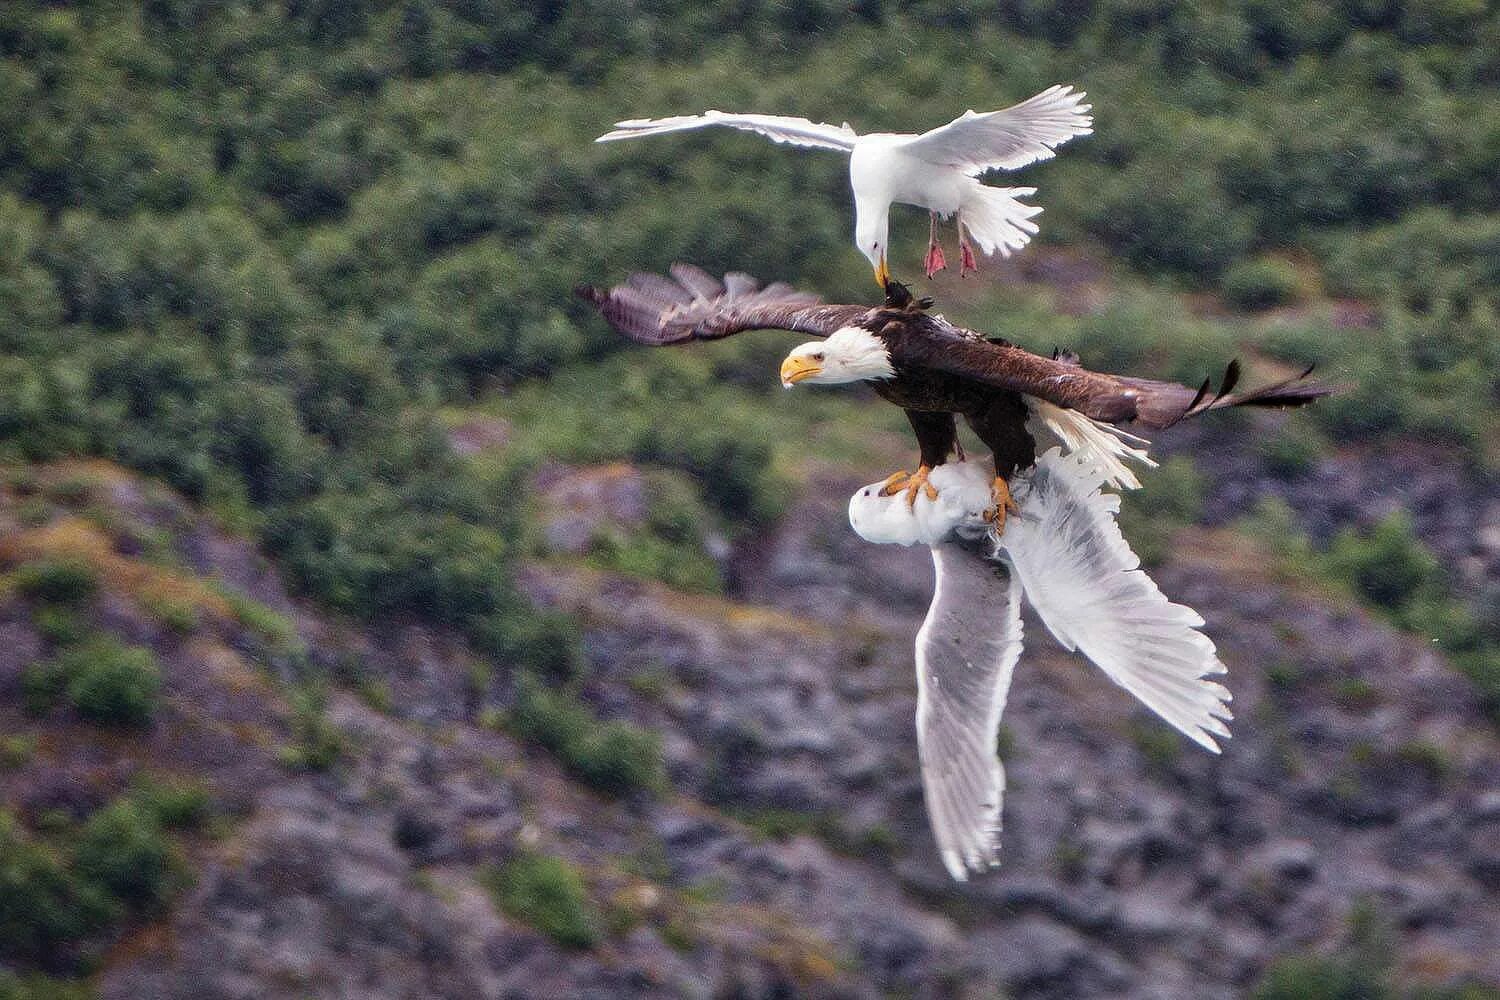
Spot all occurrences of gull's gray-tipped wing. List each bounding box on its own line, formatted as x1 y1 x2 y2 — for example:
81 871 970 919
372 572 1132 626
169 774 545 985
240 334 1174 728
575 265 869 345
916 540 1023 881
898 84 1094 175
596 111 858 152
1003 449 1233 751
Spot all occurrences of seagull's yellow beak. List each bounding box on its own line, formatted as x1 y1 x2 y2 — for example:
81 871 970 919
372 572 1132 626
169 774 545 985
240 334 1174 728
780 355 821 387
874 254 890 288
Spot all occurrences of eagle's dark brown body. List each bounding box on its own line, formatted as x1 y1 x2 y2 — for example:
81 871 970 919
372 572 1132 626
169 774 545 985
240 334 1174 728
577 266 1333 485
873 367 1035 478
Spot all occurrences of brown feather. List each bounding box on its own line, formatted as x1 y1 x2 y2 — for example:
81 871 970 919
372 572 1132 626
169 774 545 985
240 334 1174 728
577 267 867 345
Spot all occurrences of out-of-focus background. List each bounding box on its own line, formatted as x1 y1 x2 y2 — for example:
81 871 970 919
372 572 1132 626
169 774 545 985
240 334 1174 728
0 2 1496 997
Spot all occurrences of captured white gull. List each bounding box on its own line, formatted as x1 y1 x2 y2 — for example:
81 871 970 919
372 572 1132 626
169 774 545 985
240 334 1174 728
848 453 1232 881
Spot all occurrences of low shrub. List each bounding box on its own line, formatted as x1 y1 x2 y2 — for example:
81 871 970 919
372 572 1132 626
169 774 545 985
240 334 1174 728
61 639 162 727
1221 256 1304 311
13 559 97 606
0 812 117 965
129 776 213 832
510 675 664 797
480 853 599 949
73 801 173 909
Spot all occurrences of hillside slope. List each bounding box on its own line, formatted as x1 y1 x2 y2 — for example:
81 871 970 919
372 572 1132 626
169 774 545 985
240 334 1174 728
2 457 1495 998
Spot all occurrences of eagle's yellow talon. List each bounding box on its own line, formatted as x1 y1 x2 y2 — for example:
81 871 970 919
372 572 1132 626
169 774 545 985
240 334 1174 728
985 477 1018 534
879 464 937 510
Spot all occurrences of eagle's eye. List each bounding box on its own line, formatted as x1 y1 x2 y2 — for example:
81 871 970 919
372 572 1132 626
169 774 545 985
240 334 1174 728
812 352 825 362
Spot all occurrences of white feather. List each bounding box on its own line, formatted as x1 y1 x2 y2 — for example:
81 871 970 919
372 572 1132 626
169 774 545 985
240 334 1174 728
1026 399 1156 491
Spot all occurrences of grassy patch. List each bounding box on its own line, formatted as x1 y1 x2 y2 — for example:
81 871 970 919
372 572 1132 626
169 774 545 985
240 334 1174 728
509 675 664 797
480 853 599 949
12 558 97 606
276 683 346 772
22 637 162 727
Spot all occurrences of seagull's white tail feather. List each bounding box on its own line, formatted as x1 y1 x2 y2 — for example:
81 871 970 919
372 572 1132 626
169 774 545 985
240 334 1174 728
959 182 1043 258
1026 399 1157 491
1001 449 1233 752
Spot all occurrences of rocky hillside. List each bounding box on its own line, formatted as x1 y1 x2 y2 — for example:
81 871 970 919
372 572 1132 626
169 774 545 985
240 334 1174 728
2 442 1496 999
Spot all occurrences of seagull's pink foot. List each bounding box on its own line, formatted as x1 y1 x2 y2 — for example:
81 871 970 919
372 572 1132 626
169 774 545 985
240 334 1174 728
960 238 978 276
923 242 947 279
924 212 947 279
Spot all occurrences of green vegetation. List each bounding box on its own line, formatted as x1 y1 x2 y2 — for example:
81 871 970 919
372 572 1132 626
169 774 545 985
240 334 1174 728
1118 455 1205 566
0 0 1488 697
0 789 190 972
1221 256 1304 311
276 682 347 772
22 637 162 727
509 675 665 797
0 811 117 965
13 558 97 606
0 972 95 1000
480 853 600 949
73 800 174 908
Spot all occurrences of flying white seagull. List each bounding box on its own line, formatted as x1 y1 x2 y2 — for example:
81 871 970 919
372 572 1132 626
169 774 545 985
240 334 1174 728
596 85 1093 286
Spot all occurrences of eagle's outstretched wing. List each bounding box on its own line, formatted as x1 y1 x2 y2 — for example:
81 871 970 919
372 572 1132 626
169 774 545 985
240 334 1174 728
898 324 1333 430
899 85 1094 175
576 264 869 344
596 112 859 153
917 538 1023 881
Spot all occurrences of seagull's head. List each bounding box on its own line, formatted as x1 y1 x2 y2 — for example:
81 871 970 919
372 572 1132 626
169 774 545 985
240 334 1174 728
855 214 890 287
780 326 895 387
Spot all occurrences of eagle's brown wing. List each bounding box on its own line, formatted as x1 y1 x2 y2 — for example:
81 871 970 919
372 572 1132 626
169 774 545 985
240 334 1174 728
576 264 869 345
895 321 1332 430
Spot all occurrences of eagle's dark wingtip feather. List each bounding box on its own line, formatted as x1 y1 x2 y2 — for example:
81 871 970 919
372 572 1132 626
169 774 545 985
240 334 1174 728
1219 359 1242 399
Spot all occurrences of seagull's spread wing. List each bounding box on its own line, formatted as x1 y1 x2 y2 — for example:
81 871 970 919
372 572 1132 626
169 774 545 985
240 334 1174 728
899 85 1093 175
576 265 868 344
596 111 859 152
1002 449 1233 751
916 540 1023 880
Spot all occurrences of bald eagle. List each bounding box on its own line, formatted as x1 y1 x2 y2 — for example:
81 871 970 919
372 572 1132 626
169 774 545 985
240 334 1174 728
595 86 1093 284
576 266 1330 533
577 266 1332 879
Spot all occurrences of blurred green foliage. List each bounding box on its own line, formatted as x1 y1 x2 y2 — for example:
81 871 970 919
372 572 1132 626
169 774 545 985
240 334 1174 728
13 558 98 606
0 782 194 973
480 852 600 949
509 673 665 797
22 637 162 727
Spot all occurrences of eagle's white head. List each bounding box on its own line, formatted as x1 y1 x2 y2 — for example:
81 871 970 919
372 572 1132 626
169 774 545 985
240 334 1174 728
780 326 895 387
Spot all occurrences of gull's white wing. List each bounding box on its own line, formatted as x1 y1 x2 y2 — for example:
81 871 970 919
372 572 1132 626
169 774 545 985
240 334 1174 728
596 111 858 152
1003 450 1233 752
916 540 1023 880
899 85 1093 175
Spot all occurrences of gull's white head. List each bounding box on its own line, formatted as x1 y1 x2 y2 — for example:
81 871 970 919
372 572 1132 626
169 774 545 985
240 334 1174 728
855 212 891 285
780 326 895 387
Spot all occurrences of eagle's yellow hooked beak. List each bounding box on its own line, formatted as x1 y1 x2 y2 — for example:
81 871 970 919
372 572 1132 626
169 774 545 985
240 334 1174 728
780 355 821 387
874 253 891 288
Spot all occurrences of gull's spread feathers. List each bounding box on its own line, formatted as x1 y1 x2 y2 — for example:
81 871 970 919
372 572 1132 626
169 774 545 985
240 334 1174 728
597 111 858 152
899 85 1094 174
